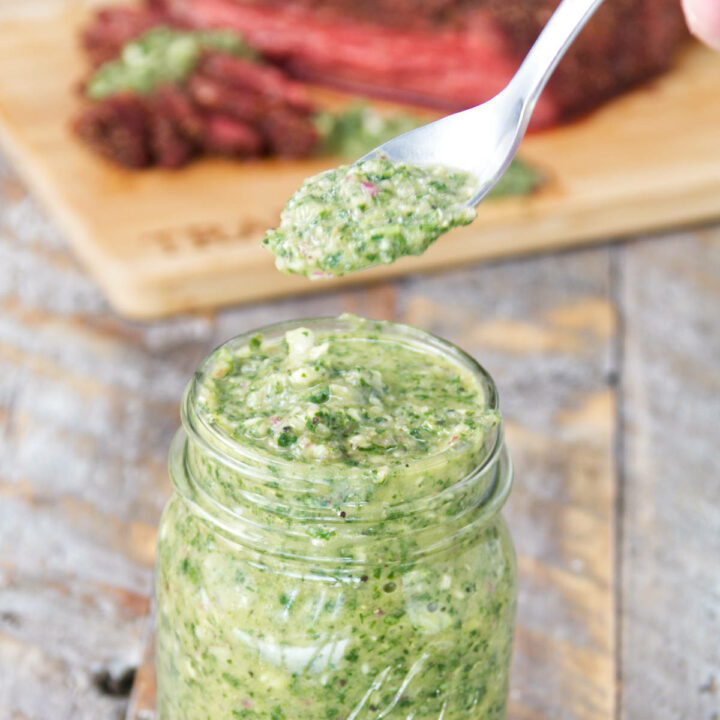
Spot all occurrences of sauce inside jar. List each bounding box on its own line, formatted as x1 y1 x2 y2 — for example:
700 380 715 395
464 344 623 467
156 315 516 719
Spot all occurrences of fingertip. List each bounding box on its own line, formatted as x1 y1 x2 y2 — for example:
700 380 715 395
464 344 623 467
682 0 720 50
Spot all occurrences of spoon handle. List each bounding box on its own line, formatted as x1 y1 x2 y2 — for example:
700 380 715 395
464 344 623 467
510 0 606 109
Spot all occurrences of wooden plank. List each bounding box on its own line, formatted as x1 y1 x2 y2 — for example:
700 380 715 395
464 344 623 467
0 6 719 318
0 0 107 22
124 248 619 720
0 151 179 720
618 230 720 717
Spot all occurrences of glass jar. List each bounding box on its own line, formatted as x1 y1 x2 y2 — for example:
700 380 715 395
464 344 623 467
156 317 516 720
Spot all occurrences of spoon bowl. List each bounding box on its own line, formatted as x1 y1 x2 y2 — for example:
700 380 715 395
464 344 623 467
359 0 606 207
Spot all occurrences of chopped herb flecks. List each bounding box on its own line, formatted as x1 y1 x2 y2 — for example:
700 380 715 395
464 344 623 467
264 154 478 278
195 315 499 471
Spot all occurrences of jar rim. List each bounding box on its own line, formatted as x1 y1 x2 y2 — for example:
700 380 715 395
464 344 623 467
182 314 501 487
170 315 512 567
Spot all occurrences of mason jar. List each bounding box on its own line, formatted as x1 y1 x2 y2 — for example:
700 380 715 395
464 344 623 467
156 316 516 720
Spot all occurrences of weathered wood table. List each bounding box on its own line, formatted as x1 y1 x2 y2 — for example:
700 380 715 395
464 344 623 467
0 148 718 720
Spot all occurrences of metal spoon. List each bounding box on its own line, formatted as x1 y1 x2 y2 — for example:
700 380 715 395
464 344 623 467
359 0 606 207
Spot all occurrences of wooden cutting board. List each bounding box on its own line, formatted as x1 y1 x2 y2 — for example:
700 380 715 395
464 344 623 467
0 7 719 319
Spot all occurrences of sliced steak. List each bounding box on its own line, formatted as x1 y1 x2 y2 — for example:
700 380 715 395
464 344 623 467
148 89 199 166
74 47 320 167
197 52 313 111
158 0 687 127
200 114 264 155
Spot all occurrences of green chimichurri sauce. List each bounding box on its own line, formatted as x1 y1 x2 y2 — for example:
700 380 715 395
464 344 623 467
314 105 423 160
198 321 499 469
263 154 478 278
86 26 257 100
156 316 516 719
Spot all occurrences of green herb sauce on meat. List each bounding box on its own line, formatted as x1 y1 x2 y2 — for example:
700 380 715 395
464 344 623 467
86 26 257 99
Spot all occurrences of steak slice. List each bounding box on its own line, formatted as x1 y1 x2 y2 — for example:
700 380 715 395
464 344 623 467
157 0 687 128
82 6 169 66
74 46 320 167
74 95 153 167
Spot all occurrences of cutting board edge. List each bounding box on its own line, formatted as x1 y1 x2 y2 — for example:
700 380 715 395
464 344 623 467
105 192 720 319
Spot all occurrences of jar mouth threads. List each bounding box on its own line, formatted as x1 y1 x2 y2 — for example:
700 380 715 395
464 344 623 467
170 315 512 568
170 430 512 570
